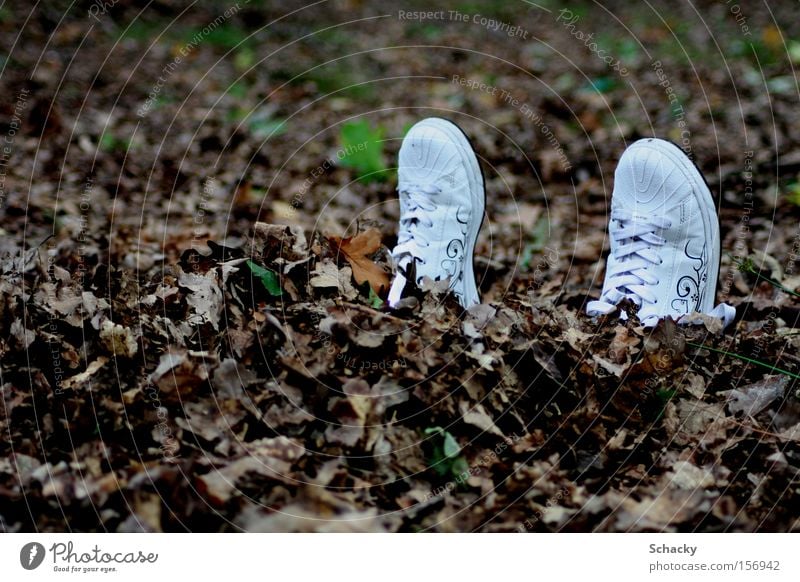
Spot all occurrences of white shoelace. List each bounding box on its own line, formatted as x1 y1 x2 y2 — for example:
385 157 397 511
586 208 735 327
587 208 670 316
388 183 440 306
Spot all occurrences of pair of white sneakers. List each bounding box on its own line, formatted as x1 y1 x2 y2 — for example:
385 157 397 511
388 117 735 328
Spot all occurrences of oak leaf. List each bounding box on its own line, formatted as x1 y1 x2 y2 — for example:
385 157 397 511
328 229 389 294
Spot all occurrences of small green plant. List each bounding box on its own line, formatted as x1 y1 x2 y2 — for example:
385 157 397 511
583 76 618 94
424 426 469 480
406 23 443 41
148 93 177 110
661 19 704 63
785 181 800 206
304 62 376 101
593 32 639 67
520 215 551 270
117 19 160 42
310 28 353 52
354 280 385 308
368 286 384 309
789 40 800 64
99 133 134 153
733 255 800 298
233 46 256 72
226 81 249 99
226 107 287 140
338 120 389 183
186 23 249 49
749 37 781 68
246 260 282 297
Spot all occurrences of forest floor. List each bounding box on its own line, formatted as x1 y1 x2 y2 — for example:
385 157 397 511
1 0 799 532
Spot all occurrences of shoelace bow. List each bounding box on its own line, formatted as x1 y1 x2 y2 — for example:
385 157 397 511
587 208 671 319
387 183 440 306
587 208 735 327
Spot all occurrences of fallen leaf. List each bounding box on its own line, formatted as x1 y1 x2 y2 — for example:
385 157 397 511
679 311 725 333
252 222 308 262
666 461 715 489
246 260 282 296
681 373 707 399
149 348 212 395
723 375 787 417
460 401 505 437
212 358 259 400
776 423 800 442
325 378 372 447
60 357 109 391
10 319 35 349
309 260 358 299
611 487 710 531
198 436 305 505
178 270 223 331
328 229 389 293
608 325 639 364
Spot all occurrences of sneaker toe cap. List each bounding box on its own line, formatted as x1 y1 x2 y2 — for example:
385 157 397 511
399 124 465 185
614 139 694 208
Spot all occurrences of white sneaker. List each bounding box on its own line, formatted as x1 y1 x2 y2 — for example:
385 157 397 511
586 138 735 327
388 118 485 308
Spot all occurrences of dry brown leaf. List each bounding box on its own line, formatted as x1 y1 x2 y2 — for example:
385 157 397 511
309 260 359 299
328 229 389 293
149 348 212 395
178 269 223 331
611 487 710 531
681 373 707 399
252 222 308 262
459 400 504 437
198 436 305 506
60 357 109 391
723 375 787 417
608 325 639 364
665 461 715 489
325 378 371 447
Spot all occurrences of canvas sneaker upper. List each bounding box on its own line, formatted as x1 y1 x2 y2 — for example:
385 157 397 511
586 138 735 327
388 118 485 308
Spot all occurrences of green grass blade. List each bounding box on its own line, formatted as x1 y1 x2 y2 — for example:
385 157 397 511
687 341 800 380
